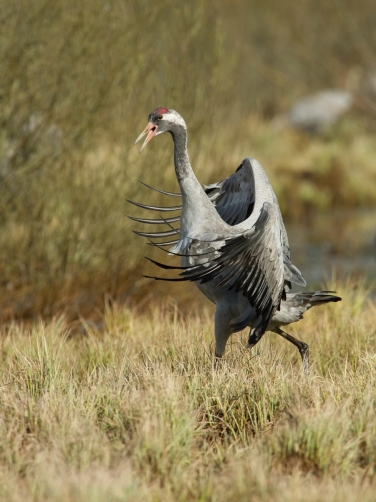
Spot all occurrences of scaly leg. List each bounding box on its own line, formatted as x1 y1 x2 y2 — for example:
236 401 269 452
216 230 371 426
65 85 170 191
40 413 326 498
214 300 240 358
274 327 310 375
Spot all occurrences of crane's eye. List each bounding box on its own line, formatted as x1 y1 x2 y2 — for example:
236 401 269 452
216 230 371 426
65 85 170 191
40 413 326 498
157 114 163 120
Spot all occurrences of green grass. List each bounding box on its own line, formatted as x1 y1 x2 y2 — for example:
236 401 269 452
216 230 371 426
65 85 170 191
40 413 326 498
0 281 375 501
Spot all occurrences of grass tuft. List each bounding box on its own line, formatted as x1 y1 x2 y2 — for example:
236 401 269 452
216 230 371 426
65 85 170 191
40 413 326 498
0 281 375 500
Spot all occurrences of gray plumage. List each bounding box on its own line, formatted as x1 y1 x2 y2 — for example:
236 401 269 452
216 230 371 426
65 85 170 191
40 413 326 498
131 108 339 373
268 291 341 374
268 291 341 330
202 161 306 292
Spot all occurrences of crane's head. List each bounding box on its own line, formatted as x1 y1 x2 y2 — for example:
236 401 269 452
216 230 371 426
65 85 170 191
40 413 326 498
135 108 186 152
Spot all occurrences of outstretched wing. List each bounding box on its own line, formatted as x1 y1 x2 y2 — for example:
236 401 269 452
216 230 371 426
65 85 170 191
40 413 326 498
128 159 306 303
148 202 285 345
206 163 306 289
204 161 255 226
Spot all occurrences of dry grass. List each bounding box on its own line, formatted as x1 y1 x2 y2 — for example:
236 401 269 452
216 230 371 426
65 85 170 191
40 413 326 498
0 280 375 501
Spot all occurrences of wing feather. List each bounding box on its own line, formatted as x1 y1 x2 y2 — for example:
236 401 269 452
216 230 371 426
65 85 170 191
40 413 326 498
204 162 255 226
173 202 285 339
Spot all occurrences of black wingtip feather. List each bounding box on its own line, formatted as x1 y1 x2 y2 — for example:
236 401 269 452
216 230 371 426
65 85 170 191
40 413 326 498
126 199 182 212
138 180 182 197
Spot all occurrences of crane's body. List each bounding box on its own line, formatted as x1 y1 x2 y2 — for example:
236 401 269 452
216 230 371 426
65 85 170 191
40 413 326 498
131 108 341 373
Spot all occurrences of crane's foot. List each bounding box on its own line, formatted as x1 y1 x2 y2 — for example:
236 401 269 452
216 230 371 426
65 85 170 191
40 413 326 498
275 328 310 375
299 343 310 375
214 353 223 370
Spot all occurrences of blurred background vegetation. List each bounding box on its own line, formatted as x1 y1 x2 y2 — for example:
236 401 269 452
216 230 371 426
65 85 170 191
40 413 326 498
1 0 375 322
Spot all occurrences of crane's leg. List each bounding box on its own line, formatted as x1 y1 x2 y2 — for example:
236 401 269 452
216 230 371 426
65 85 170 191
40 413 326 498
273 327 310 375
214 300 239 359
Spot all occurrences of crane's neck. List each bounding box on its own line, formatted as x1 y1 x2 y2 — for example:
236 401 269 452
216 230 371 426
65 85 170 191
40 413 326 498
170 127 195 185
170 126 221 237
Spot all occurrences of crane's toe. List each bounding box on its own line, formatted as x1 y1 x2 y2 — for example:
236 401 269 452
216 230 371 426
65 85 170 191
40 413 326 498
299 343 310 375
214 353 223 370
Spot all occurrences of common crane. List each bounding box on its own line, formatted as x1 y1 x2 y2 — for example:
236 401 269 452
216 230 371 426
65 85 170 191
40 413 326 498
131 108 340 372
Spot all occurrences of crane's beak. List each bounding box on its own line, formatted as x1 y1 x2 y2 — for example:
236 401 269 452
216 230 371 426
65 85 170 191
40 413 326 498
135 122 158 152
